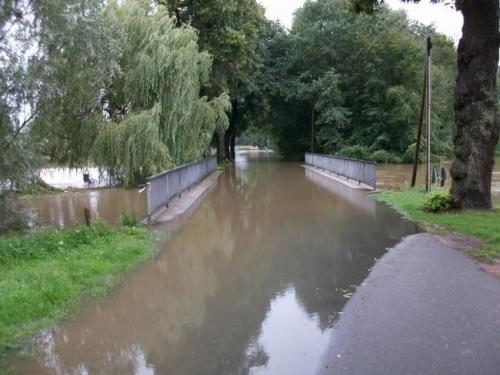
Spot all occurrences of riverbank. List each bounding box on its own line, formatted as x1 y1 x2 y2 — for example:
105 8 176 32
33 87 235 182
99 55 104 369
0 222 160 353
374 188 500 261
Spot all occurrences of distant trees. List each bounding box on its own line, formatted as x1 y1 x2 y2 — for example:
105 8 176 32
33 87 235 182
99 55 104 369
1 0 231 187
246 0 456 162
163 0 267 161
352 0 500 209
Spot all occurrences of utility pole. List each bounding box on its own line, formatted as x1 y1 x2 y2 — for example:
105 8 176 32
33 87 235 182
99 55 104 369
426 37 432 192
411 56 428 187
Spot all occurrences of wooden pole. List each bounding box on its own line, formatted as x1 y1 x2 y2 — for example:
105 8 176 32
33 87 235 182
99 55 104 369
426 37 433 192
83 206 91 227
411 56 428 187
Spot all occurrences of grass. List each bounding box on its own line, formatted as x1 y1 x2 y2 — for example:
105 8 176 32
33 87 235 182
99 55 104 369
0 222 161 353
374 188 500 261
20 178 62 195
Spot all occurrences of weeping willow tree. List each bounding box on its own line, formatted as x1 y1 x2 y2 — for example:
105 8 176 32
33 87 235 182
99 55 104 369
90 0 230 185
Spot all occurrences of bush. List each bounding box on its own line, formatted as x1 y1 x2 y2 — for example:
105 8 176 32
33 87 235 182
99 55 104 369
423 190 455 212
0 192 28 234
121 212 138 227
370 150 402 163
337 145 371 160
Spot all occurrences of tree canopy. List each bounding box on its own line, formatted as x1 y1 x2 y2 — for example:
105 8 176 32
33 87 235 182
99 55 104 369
242 0 456 162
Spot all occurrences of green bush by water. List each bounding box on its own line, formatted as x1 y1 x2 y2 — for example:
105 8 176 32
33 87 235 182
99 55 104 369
423 190 456 212
0 222 159 352
120 212 139 227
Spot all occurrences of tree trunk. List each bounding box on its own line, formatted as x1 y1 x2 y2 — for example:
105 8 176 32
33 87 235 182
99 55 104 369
217 132 226 163
311 105 315 153
224 128 232 161
224 99 239 162
450 0 499 209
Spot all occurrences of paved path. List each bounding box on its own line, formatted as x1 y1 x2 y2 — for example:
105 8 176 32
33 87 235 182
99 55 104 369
319 234 500 375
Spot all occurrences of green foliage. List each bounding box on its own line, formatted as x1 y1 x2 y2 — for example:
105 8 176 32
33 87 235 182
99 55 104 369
337 145 372 160
0 222 157 351
370 150 402 163
164 0 266 98
248 0 456 161
24 0 231 185
0 193 28 234
374 189 500 260
423 189 455 212
120 212 138 227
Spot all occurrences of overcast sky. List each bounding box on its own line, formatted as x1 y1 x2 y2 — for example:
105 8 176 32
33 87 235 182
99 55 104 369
258 0 463 42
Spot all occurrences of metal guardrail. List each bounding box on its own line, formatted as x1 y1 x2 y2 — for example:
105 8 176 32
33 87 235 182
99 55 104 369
146 156 217 216
305 153 377 190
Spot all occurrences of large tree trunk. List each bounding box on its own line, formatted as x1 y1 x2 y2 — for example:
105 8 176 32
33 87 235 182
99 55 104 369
217 132 226 163
310 104 315 153
450 0 499 209
224 99 239 162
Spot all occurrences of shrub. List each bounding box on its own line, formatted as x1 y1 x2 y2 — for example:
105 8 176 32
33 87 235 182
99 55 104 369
0 192 28 234
337 145 371 160
370 150 402 163
423 190 455 212
121 212 138 227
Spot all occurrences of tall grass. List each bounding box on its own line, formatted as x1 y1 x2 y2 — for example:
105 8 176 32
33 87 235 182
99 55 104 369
0 222 158 352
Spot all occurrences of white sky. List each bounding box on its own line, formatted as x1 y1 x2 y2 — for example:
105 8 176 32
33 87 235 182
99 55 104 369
258 0 463 42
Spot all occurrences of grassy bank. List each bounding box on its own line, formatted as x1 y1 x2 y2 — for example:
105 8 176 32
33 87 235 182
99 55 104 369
0 222 159 353
375 188 500 260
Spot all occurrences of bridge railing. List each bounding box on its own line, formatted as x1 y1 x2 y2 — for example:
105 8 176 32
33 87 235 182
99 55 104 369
305 153 376 190
146 156 217 217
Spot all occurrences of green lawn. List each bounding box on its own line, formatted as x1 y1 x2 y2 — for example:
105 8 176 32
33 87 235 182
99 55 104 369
374 188 500 261
0 222 160 353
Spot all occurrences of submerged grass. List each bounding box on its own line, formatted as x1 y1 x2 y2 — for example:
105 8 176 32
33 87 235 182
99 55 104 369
0 222 160 353
374 188 500 261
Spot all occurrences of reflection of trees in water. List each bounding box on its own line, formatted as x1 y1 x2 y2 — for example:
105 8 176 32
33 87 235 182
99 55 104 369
13 161 417 375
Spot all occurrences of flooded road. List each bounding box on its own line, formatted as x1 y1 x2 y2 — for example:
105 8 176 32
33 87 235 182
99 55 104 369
24 157 500 229
6 155 420 374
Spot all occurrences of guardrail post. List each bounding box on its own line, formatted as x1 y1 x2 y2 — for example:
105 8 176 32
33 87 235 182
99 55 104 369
146 182 152 222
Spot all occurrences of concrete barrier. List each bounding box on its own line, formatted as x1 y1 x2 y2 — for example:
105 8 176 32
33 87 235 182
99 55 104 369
305 153 376 190
146 156 217 217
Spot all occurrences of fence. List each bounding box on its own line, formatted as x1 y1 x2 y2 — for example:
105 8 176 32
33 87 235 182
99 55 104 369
146 156 217 217
305 153 376 190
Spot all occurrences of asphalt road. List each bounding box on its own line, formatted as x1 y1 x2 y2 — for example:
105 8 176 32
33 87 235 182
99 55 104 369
318 234 500 375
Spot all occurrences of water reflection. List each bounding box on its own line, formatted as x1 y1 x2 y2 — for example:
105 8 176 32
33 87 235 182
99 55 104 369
22 188 146 228
7 155 418 374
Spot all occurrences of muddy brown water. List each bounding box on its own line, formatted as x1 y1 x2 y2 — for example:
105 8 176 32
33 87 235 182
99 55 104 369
5 154 421 374
22 188 147 228
23 157 500 229
377 157 500 204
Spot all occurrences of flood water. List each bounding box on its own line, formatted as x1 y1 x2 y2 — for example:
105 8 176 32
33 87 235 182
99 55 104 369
23 188 146 228
6 154 419 374
377 157 500 204
24 157 500 229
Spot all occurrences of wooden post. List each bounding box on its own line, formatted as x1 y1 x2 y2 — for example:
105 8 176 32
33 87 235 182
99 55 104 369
83 206 91 227
411 56 428 187
426 37 433 192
